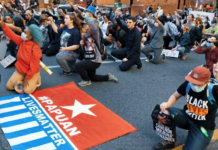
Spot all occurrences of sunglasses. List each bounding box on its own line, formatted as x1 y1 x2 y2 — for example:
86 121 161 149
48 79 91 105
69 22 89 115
159 111 171 119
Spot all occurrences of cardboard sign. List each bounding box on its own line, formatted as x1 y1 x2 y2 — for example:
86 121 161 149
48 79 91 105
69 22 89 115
0 55 16 68
162 49 179 58
157 9 163 16
0 40 8 60
189 11 214 23
151 105 176 142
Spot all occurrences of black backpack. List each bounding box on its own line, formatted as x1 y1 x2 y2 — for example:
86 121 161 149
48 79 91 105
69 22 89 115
98 28 107 60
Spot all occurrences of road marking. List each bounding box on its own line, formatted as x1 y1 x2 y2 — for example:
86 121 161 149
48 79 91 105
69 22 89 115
172 129 218 150
47 57 148 69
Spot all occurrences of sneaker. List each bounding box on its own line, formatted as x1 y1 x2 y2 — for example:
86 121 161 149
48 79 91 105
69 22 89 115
145 55 153 62
154 140 175 150
181 54 187 60
78 80 91 87
162 54 166 61
108 73 119 83
59 71 73 76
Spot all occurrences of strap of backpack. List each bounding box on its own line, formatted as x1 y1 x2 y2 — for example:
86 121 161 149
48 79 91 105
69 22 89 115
186 82 191 95
207 81 217 105
150 28 159 43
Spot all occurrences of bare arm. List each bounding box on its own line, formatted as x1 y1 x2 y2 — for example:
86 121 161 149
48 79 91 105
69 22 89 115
49 17 58 33
160 91 182 112
62 45 80 51
6 23 23 33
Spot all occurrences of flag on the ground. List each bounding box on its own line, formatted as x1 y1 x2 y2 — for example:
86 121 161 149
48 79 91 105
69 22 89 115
0 82 137 150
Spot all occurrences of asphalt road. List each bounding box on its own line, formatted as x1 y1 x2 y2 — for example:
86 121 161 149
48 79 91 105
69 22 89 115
0 47 218 150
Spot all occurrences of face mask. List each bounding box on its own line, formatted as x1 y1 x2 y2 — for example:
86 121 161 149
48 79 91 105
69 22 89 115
86 12 90 18
206 42 213 47
191 23 195 27
190 83 206 93
211 24 214 27
154 22 159 27
138 20 142 23
119 12 121 15
21 32 28 41
126 12 129 15
108 10 110 14
98 15 101 17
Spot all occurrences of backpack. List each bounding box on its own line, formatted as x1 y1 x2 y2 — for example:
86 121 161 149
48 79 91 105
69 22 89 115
186 78 218 117
98 28 107 60
167 22 178 38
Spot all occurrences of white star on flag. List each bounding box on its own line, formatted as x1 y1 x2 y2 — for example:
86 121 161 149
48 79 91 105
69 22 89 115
61 100 96 118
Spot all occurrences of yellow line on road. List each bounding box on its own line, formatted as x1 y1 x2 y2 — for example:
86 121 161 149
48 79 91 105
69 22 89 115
172 129 218 150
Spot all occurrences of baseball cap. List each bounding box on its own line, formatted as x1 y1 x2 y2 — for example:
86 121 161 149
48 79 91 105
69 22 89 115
185 66 211 85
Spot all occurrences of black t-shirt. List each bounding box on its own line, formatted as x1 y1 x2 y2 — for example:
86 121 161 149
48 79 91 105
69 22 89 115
57 26 81 54
136 23 147 34
177 81 218 130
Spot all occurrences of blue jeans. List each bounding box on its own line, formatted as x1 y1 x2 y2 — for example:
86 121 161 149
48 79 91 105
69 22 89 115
141 44 164 64
56 51 79 72
177 47 186 57
167 108 214 150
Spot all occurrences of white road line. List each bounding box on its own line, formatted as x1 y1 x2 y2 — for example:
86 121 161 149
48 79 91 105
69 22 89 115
47 57 147 69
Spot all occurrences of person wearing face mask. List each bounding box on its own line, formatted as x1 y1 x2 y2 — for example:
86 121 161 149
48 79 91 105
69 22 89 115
123 10 130 22
167 13 174 22
189 20 201 47
195 37 218 71
97 11 103 22
141 14 166 64
203 19 218 36
107 8 115 21
172 24 190 60
186 14 194 30
0 15 42 94
154 66 218 150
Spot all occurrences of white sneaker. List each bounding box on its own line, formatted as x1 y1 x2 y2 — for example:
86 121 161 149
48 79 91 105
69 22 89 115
78 80 91 87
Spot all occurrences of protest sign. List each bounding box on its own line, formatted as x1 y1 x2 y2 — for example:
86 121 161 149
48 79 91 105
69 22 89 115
0 55 16 68
189 11 214 23
0 40 8 60
151 105 176 142
162 49 179 58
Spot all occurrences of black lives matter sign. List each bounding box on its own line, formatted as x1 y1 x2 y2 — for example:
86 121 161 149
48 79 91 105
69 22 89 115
155 123 176 142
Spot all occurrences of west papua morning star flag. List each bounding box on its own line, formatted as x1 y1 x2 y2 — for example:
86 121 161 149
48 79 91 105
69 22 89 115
0 82 137 150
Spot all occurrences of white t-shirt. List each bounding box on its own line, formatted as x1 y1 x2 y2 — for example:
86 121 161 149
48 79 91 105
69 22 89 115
99 21 109 39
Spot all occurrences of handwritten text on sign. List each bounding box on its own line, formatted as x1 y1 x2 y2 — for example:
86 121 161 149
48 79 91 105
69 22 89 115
161 49 179 58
